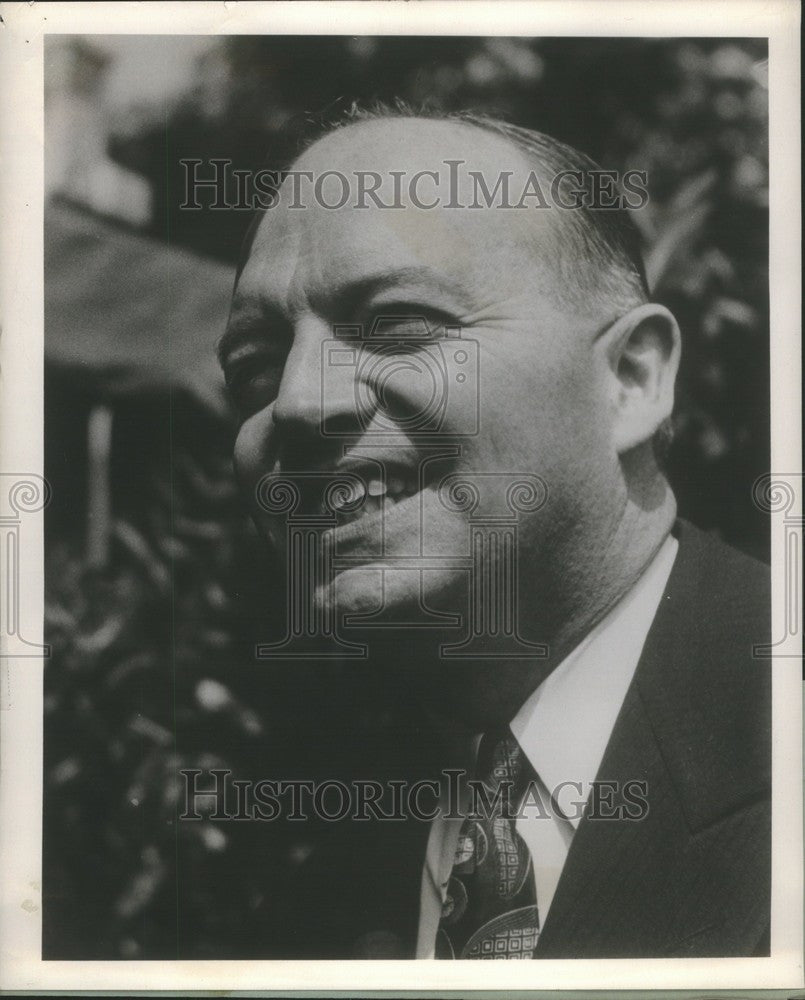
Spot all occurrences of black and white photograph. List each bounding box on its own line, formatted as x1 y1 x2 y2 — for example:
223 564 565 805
0 1 801 993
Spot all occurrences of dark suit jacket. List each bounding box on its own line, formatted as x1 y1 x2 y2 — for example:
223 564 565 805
264 520 771 958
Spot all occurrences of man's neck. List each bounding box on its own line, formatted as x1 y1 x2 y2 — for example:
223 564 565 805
546 483 677 666
417 478 678 736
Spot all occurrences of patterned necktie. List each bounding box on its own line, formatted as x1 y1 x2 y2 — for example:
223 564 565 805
435 728 540 959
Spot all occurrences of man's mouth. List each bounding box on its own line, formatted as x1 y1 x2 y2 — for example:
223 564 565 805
262 449 456 552
328 472 419 528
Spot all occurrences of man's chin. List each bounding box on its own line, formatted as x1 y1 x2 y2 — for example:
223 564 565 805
314 568 549 729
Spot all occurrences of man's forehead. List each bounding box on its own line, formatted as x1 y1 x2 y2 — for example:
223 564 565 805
236 208 486 317
234 117 563 313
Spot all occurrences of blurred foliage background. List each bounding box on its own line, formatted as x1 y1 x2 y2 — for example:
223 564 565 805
44 35 769 958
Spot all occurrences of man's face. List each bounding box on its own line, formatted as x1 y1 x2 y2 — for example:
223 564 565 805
222 120 620 642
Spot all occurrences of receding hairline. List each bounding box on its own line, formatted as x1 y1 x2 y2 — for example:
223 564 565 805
289 108 649 317
291 112 543 173
236 106 649 321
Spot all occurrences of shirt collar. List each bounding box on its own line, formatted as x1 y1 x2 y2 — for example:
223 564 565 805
509 534 678 829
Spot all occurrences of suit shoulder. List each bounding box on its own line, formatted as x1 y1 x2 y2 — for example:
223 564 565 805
635 519 771 828
672 519 769 634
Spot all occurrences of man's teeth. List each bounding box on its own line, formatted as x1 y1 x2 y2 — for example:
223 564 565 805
328 476 413 521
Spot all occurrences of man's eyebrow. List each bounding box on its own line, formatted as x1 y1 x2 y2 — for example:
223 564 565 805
323 267 466 316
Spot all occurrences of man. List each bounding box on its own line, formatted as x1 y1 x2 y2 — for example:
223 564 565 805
219 109 770 958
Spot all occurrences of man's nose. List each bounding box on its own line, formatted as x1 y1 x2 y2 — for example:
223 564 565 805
271 318 361 444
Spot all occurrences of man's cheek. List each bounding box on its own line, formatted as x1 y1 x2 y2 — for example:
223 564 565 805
232 416 289 555
232 411 274 508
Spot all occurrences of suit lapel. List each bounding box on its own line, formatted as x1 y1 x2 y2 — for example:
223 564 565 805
536 684 690 956
536 521 771 957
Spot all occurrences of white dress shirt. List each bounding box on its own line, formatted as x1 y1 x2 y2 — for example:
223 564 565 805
416 534 679 958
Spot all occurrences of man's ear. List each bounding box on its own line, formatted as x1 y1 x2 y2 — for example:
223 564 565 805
601 303 681 455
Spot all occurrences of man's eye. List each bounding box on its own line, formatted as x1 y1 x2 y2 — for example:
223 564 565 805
366 312 449 343
224 354 283 415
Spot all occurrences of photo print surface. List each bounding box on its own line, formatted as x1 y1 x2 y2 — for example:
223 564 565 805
37 28 782 967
